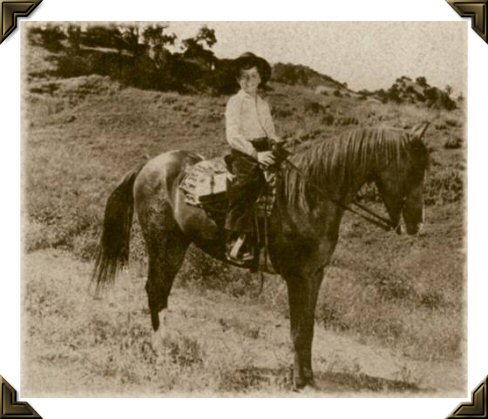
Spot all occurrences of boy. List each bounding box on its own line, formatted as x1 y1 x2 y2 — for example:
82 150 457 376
224 52 283 264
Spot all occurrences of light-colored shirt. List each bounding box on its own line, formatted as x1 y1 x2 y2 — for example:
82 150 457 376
225 89 279 159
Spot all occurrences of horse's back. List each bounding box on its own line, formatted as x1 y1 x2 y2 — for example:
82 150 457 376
134 150 201 200
134 150 220 240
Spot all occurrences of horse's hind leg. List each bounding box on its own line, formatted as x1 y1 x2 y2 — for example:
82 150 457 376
139 202 189 346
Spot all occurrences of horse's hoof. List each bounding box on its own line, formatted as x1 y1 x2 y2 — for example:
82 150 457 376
151 329 170 356
293 382 316 393
293 376 315 392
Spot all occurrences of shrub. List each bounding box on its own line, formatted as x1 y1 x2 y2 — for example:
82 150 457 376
444 136 463 149
274 107 293 118
303 100 324 114
165 336 205 368
424 168 464 205
56 54 93 78
445 118 460 127
321 113 335 126
39 24 66 52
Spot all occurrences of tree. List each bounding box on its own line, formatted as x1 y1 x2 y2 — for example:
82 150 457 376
142 24 176 67
67 24 81 53
424 86 438 104
27 25 45 45
416 76 427 87
181 25 217 63
40 24 66 52
143 24 176 51
178 25 218 86
387 83 401 103
83 24 123 50
445 84 453 97
186 25 216 49
120 25 141 55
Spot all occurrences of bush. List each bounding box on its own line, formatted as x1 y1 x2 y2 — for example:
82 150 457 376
321 113 335 126
444 136 463 149
303 100 324 114
424 168 464 205
273 63 306 85
39 24 66 52
56 54 93 78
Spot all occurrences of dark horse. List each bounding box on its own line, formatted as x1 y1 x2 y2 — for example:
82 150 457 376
93 125 430 389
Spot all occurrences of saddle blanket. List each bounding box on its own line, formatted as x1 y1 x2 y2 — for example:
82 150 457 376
179 157 277 217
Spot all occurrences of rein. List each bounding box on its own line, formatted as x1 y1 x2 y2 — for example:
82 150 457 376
282 158 396 232
276 119 435 232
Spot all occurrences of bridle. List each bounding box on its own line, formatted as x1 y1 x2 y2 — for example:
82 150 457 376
277 119 433 233
282 158 400 232
254 96 428 232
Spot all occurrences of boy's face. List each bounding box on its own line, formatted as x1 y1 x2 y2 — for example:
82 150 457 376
238 66 261 95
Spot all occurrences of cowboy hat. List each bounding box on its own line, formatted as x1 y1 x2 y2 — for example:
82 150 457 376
233 52 272 85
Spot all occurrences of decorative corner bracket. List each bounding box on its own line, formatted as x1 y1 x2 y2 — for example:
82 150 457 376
1 375 42 418
0 0 42 45
446 0 488 43
447 376 487 419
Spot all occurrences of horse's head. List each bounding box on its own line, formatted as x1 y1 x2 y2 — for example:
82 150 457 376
373 124 430 235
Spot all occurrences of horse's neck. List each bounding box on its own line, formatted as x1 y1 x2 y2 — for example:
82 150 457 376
278 170 362 241
304 161 370 204
279 146 374 238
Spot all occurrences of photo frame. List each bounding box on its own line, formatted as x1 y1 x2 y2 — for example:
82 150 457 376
2 0 483 417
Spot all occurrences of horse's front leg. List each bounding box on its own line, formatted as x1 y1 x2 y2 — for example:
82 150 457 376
285 270 323 389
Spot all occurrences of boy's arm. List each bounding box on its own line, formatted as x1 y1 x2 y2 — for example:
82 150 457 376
225 97 258 159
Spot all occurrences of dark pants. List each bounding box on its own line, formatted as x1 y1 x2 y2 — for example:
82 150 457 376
225 139 271 234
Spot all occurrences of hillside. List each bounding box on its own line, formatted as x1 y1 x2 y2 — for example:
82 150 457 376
272 62 347 91
22 41 466 395
27 23 459 111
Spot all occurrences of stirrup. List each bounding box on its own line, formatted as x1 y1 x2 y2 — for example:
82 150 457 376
226 235 254 263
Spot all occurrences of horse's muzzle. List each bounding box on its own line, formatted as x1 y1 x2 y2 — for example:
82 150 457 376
395 222 423 236
406 222 424 236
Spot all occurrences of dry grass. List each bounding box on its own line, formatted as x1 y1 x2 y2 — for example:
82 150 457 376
22 250 464 396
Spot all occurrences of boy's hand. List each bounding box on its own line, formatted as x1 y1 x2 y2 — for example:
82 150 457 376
257 151 275 168
272 141 290 162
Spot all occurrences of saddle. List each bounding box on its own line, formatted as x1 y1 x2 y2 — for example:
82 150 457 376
179 156 278 272
179 157 277 218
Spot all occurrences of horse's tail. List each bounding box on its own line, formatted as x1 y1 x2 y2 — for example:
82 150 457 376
92 163 144 289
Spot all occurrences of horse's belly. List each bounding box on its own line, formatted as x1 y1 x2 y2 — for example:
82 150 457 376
174 189 221 241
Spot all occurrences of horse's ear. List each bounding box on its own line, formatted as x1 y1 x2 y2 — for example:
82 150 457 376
410 112 441 140
410 121 431 141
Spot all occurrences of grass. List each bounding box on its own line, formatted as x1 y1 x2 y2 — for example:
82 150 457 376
23 250 463 396
22 44 466 395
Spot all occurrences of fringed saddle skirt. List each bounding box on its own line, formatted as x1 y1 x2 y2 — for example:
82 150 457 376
179 157 277 218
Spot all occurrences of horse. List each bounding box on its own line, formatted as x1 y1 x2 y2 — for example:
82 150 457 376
92 124 430 389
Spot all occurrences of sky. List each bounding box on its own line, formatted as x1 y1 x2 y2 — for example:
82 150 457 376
168 21 467 96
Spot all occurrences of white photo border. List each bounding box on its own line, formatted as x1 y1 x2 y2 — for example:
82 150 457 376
2 0 486 418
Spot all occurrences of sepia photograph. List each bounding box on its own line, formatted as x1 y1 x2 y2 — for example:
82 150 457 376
20 20 468 398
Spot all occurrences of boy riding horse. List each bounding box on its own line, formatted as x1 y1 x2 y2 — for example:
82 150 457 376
224 52 284 264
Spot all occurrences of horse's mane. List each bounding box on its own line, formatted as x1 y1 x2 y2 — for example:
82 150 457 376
284 126 429 212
